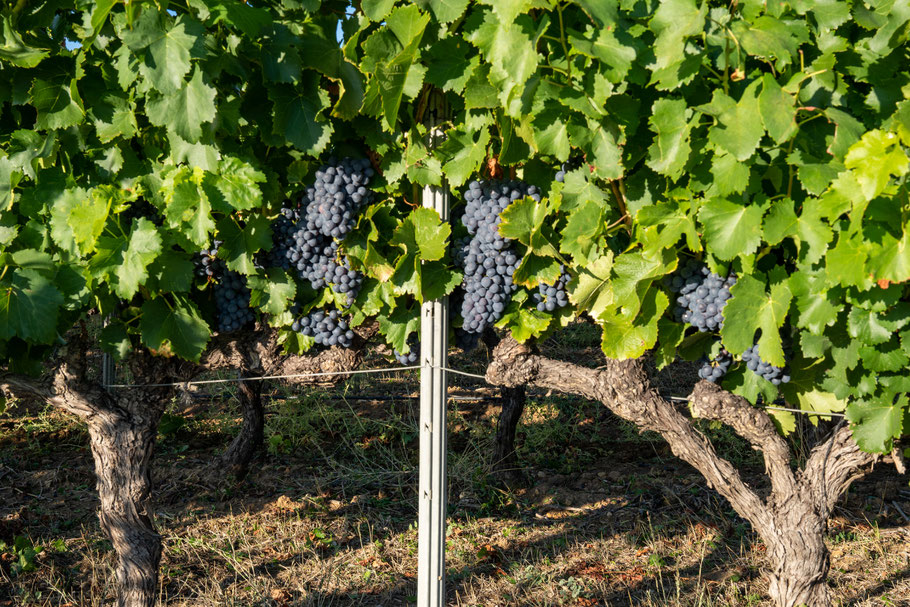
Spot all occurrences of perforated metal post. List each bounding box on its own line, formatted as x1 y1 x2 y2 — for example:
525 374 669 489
417 92 449 607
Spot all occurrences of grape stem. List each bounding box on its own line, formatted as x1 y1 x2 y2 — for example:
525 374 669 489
609 180 632 230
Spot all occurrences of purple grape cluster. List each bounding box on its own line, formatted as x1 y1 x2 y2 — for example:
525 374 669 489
292 308 355 348
455 180 531 335
533 266 570 312
394 334 420 365
195 241 255 333
281 158 373 306
698 348 731 383
743 345 790 385
668 261 735 332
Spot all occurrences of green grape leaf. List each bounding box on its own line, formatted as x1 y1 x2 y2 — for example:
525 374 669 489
720 273 792 365
646 98 692 180
846 396 905 453
0 15 49 67
148 251 194 293
269 78 332 155
378 303 420 353
731 15 806 67
496 299 551 342
436 126 490 188
600 287 668 360
499 196 560 258
710 152 751 196
208 157 266 211
390 208 450 262
146 68 217 143
424 39 477 93
707 81 764 161
0 269 63 344
248 269 297 317
30 78 84 130
650 0 706 88
204 0 272 37
418 0 469 23
124 11 205 93
67 188 112 255
867 228 910 284
116 219 163 299
847 308 895 345
560 200 603 265
826 233 871 288
844 130 909 201
466 11 540 104
99 322 131 361
217 216 272 275
140 296 210 361
568 252 614 319
571 0 617 27
698 198 766 261
759 73 797 143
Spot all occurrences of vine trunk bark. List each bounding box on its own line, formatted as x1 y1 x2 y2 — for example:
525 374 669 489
492 385 526 482
218 373 264 481
764 506 831 607
86 404 164 607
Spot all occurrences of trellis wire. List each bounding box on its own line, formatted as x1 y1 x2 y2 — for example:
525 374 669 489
102 368 846 417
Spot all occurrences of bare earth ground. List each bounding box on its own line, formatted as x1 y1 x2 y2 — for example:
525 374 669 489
1 327 909 606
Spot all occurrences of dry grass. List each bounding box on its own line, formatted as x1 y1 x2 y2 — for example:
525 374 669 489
1 338 909 606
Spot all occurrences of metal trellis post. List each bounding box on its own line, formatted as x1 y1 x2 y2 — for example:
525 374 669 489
418 92 449 607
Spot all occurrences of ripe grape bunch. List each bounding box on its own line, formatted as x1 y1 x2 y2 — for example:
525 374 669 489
394 334 420 365
264 205 303 270
698 348 731 383
668 260 735 333
456 180 534 335
667 260 790 385
742 345 790 386
292 308 355 348
533 266 570 312
284 158 373 306
195 242 255 333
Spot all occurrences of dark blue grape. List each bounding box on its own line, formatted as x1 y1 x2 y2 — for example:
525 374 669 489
742 345 790 385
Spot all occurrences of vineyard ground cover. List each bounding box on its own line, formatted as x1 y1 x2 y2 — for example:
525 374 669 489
2 337 908 606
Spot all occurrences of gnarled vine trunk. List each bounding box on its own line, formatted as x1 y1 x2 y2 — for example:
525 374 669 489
484 337 883 607
765 509 831 607
87 404 164 607
492 385 526 482
217 372 264 481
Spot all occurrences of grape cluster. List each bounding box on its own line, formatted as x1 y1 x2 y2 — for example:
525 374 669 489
668 261 735 332
394 334 420 365
195 242 255 333
453 327 480 352
214 271 256 333
743 345 790 385
264 206 303 270
283 158 373 306
455 180 532 335
533 266 570 312
292 308 355 348
698 348 732 383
